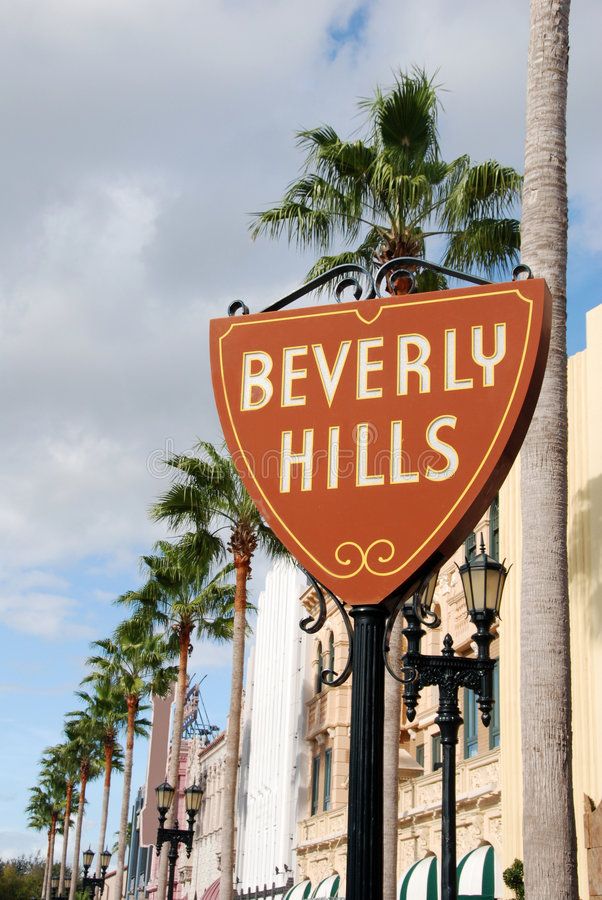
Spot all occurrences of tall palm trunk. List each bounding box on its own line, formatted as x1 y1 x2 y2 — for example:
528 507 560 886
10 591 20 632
219 559 249 900
156 626 192 900
43 812 58 900
42 826 52 900
68 765 89 900
383 621 403 900
96 737 114 876
115 696 138 900
520 1 578 897
58 780 73 895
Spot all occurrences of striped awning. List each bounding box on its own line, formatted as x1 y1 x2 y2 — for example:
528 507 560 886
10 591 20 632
398 854 439 899
284 880 312 900
310 873 340 898
200 878 220 900
457 844 504 898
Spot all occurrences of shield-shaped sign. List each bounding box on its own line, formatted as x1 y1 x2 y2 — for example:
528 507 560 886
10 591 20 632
210 279 551 605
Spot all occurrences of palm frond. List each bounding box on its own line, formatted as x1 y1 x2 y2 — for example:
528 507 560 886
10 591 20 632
442 160 522 230
443 218 520 278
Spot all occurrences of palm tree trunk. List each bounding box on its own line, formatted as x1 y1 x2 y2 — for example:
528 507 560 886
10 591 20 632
115 697 138 900
58 780 73 895
219 561 248 900
520 1 578 897
68 767 88 900
96 739 114 876
156 626 192 900
44 815 57 900
383 620 403 900
42 826 52 900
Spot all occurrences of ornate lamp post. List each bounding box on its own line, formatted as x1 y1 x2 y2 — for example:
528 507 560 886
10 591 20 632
155 779 204 900
81 847 111 898
50 873 72 900
395 537 508 900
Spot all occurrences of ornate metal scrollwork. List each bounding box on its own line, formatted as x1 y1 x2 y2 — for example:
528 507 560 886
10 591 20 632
228 299 250 316
299 568 328 634
262 263 376 314
227 256 504 316
512 263 533 281
298 567 353 687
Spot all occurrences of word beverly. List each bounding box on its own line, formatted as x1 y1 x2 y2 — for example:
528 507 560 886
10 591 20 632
239 324 506 493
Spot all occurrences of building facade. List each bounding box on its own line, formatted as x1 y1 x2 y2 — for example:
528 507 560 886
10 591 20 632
234 560 310 892
186 731 227 900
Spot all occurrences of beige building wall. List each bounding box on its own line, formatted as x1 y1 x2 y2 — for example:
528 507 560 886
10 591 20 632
568 304 602 897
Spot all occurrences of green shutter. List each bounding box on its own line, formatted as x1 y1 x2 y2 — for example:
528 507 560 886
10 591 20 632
311 755 320 815
489 661 500 749
323 749 332 811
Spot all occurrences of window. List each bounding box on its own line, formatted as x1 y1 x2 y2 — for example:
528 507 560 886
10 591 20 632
464 689 479 758
323 749 332 811
415 743 425 769
311 755 320 816
432 734 442 771
489 660 500 749
315 642 323 694
464 530 477 560
489 495 500 560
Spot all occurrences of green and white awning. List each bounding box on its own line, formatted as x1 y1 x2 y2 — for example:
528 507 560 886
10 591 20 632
398 854 439 899
457 844 503 898
310 873 340 898
284 881 312 900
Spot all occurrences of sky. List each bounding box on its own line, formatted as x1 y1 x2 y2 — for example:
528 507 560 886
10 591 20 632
1 0 601 863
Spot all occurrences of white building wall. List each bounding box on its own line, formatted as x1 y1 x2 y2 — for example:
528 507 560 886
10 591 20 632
235 560 310 890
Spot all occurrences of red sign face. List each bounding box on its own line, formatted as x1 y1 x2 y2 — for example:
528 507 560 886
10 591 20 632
210 280 551 605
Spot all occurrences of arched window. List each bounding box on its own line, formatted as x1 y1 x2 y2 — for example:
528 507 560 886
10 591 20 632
315 641 323 694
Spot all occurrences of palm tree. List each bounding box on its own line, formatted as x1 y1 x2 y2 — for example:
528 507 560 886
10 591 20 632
152 441 287 900
250 68 522 290
75 680 126 882
63 711 104 900
40 743 80 897
26 781 62 900
117 541 235 900
519 2 577 897
87 625 177 900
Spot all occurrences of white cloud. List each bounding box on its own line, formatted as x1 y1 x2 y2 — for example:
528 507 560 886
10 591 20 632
188 640 233 672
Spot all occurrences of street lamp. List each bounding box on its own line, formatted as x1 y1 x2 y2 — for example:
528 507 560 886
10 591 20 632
81 847 111 898
50 872 71 900
155 779 204 900
399 538 509 900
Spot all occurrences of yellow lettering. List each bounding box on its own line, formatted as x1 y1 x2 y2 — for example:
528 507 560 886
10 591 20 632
425 416 459 481
282 347 308 407
472 324 506 387
312 341 351 406
280 429 314 492
444 330 473 391
390 421 419 484
241 352 273 411
357 338 384 400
